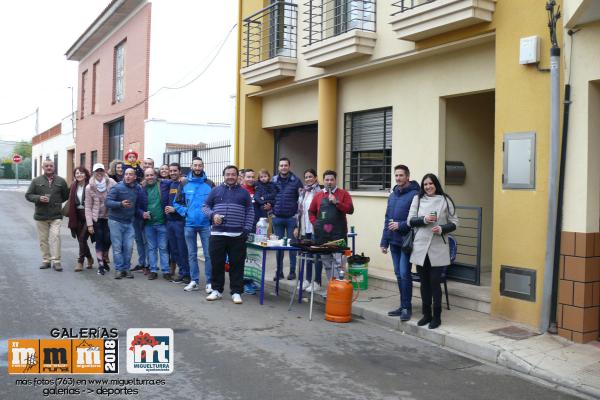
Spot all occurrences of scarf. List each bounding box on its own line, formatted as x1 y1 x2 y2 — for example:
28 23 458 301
95 177 107 193
298 182 320 218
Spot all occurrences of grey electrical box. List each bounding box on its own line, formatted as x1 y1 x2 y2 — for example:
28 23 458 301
445 161 466 185
503 132 536 189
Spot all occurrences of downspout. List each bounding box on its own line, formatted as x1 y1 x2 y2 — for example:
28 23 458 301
234 0 243 166
540 1 561 333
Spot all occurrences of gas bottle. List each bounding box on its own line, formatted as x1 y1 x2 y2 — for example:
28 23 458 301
325 277 354 323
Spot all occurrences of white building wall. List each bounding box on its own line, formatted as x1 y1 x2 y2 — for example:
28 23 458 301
31 116 75 179
143 119 232 166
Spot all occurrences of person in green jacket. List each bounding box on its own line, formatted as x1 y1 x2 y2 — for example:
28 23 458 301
25 159 69 271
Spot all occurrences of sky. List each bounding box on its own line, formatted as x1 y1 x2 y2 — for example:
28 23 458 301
0 0 238 142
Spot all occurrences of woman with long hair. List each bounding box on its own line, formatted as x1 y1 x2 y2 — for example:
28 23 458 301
67 166 93 272
407 173 459 329
108 159 124 182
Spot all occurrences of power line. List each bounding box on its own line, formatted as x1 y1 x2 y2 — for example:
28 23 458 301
0 110 36 126
91 23 237 119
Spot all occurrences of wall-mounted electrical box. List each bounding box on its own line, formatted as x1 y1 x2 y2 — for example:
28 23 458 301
519 36 540 65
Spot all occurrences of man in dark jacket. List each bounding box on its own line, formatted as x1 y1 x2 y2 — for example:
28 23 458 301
105 168 144 279
165 163 190 284
202 165 254 304
25 159 69 271
380 164 420 321
272 157 303 280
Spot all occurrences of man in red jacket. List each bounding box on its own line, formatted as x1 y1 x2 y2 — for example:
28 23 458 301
308 170 353 292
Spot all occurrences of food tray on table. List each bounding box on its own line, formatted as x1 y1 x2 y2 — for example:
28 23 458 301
290 238 349 254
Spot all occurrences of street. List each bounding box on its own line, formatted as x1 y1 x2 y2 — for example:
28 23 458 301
0 185 584 400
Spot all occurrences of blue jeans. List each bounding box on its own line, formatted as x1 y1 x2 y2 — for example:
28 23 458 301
273 216 297 275
167 220 189 278
184 226 212 284
144 224 169 274
133 219 147 267
390 244 413 310
108 219 134 272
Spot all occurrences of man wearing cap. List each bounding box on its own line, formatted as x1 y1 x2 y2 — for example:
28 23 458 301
25 159 70 271
85 163 117 275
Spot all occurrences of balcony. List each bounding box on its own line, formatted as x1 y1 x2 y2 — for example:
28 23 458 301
390 0 496 42
302 0 377 67
240 1 298 86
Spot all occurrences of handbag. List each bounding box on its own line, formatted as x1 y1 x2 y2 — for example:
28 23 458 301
401 229 415 254
61 200 70 217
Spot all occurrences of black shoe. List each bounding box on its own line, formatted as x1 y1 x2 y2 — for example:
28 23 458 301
104 264 110 271
429 307 442 329
417 304 432 326
400 308 412 322
272 272 284 281
97 267 105 276
124 271 134 279
132 265 144 272
182 276 191 284
39 262 51 269
287 272 297 280
388 308 403 317
162 273 172 281
114 271 122 279
171 276 184 283
148 272 158 280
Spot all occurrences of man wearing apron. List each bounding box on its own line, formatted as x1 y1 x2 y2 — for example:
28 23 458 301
308 170 354 288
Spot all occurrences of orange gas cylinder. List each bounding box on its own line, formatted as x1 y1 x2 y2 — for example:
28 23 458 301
325 278 354 323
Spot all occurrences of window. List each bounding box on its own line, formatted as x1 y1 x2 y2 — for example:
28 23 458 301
108 118 124 161
92 61 99 114
333 0 376 37
344 107 392 191
80 70 88 119
113 40 126 103
80 152 86 168
90 150 97 169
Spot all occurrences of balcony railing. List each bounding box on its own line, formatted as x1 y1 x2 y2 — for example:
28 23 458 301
242 1 298 68
304 0 376 46
391 0 436 15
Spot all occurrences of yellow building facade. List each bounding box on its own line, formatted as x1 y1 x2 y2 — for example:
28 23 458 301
236 0 600 342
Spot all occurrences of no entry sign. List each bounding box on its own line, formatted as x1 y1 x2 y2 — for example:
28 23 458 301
12 154 22 164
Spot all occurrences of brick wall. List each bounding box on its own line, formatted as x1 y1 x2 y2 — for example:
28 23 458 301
557 231 600 343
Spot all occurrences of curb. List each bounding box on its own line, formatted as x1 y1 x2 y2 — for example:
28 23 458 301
262 280 600 399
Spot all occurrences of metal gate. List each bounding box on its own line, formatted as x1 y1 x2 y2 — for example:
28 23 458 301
163 140 231 185
446 206 483 285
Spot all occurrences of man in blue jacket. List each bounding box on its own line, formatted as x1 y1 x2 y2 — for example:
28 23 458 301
139 168 172 281
174 157 214 293
165 163 190 284
202 165 254 304
272 157 303 281
105 168 144 279
380 164 420 321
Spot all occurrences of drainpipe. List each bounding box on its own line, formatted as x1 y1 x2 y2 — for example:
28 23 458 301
540 0 561 333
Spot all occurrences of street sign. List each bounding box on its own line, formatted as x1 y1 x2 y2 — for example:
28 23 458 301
12 154 22 164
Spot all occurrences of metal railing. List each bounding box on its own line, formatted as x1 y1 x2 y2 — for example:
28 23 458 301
304 0 376 46
163 140 231 185
242 1 298 68
446 205 483 285
391 0 436 15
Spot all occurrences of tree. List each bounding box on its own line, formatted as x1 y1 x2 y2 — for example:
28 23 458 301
12 141 32 159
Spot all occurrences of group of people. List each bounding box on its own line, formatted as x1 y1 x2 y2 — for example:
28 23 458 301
25 153 458 329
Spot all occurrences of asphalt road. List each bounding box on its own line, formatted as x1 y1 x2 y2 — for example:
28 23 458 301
0 186 584 400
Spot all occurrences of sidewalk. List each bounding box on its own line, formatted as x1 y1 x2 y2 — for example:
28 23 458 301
257 258 600 399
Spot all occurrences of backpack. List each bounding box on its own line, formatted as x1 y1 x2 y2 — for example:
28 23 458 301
448 234 457 264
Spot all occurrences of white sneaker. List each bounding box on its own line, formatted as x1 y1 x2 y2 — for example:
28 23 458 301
184 281 199 292
232 293 243 304
306 282 321 293
206 290 222 301
205 283 212 294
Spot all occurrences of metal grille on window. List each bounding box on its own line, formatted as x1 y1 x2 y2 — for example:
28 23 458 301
114 43 125 103
344 108 392 191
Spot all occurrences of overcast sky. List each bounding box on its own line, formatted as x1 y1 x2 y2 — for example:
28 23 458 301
0 0 238 142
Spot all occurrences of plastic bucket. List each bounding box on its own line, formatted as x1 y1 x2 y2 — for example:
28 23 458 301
347 262 368 291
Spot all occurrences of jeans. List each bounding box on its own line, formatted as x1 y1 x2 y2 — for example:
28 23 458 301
185 225 212 284
133 218 147 267
272 216 297 274
390 244 413 310
144 224 169 274
108 219 134 272
167 220 189 278
209 234 246 295
302 233 323 284
417 255 443 308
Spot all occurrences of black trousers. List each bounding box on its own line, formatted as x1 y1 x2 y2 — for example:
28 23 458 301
417 255 443 308
209 234 246 295
76 209 92 262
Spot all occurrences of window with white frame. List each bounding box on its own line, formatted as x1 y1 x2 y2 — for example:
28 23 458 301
113 40 126 103
343 107 392 191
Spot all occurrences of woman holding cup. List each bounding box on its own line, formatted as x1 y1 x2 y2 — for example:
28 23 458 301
407 173 459 329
